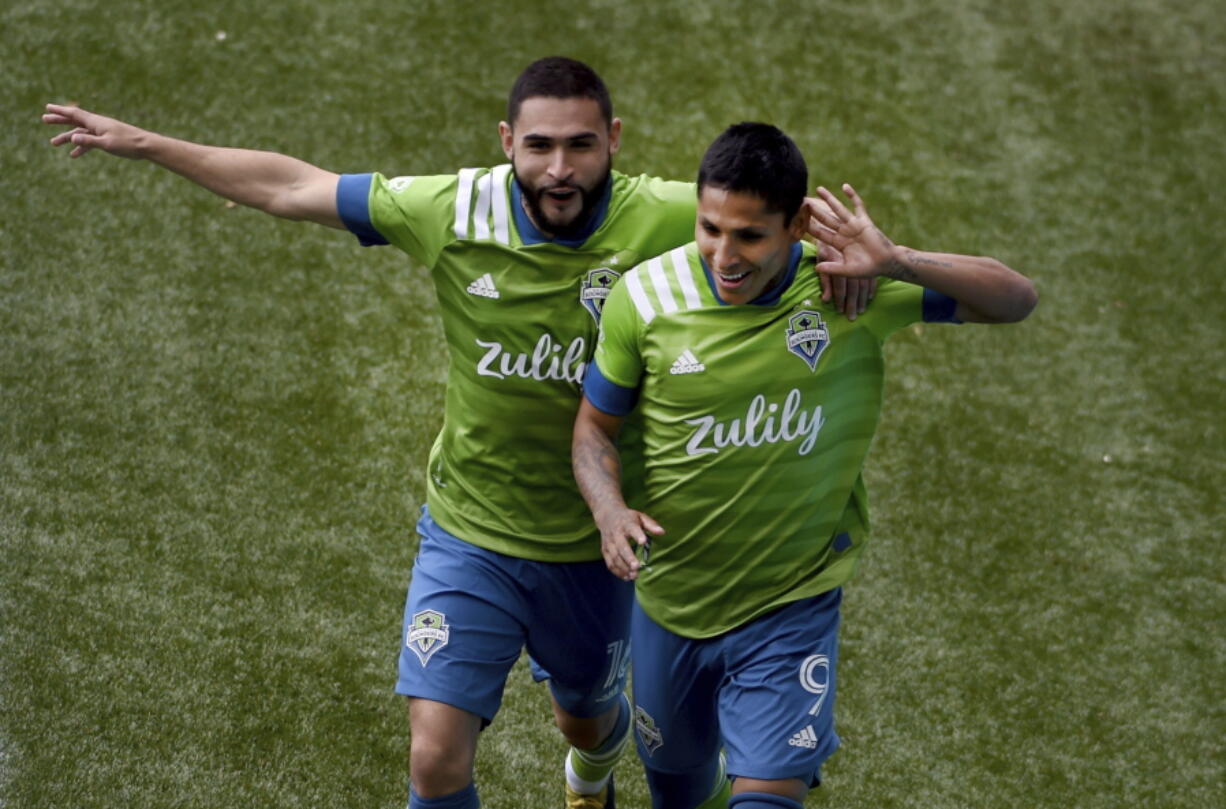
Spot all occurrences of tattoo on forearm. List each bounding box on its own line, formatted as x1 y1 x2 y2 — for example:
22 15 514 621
885 251 954 281
882 257 917 281
574 431 625 516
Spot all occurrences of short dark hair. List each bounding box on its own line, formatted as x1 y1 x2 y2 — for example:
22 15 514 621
697 123 808 220
507 57 613 128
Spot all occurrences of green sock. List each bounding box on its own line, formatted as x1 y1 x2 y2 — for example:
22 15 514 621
566 695 632 791
695 752 731 809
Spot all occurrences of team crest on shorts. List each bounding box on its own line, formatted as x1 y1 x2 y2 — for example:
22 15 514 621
785 310 830 372
580 268 621 324
634 706 664 755
406 609 450 667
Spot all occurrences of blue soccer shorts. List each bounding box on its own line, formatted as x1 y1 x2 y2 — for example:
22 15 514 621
395 506 633 722
630 588 842 786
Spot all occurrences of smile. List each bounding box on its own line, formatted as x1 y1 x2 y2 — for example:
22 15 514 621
717 270 750 282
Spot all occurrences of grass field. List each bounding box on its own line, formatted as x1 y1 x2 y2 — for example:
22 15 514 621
3 0 1224 807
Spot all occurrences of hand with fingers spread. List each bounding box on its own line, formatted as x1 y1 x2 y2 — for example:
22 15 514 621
44 104 150 160
811 183 899 280
596 507 664 582
804 193 876 319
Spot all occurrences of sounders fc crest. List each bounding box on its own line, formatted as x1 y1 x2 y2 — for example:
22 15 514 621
406 609 450 667
786 310 830 372
634 706 664 755
580 268 621 324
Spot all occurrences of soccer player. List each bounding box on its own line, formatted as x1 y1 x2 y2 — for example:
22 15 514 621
43 59 870 809
572 123 1037 809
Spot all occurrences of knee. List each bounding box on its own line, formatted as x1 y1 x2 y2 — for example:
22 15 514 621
407 700 480 797
409 733 475 797
553 702 614 750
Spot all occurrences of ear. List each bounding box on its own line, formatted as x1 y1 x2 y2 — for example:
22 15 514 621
788 206 808 240
498 121 514 160
608 117 622 155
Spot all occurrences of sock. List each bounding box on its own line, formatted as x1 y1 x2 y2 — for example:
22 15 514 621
645 752 727 809
408 782 480 809
728 792 802 809
566 693 632 793
695 754 731 809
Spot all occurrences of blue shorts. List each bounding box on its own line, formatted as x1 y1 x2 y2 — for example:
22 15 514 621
630 588 842 785
396 507 633 722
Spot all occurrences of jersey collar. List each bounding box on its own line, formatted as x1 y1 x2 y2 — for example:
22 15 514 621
510 176 613 247
699 241 803 306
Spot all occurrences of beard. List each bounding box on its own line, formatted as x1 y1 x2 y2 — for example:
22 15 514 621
513 158 612 240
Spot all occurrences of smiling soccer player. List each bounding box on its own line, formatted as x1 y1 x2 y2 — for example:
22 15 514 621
573 122 1037 809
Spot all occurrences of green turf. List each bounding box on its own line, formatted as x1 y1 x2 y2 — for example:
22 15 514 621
3 0 1224 807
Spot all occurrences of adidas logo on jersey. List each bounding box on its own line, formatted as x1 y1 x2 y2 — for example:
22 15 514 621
788 725 819 749
670 350 705 375
466 273 500 299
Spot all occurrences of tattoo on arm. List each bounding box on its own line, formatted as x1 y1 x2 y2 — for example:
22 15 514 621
882 257 917 281
574 427 625 517
884 250 954 281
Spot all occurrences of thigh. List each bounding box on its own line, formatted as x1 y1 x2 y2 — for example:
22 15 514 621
524 558 635 718
630 599 723 773
719 588 843 785
395 520 529 722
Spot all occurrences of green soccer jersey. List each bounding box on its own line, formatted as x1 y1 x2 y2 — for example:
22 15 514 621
336 167 695 561
589 241 949 637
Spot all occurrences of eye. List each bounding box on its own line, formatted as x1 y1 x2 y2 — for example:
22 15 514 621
700 221 719 235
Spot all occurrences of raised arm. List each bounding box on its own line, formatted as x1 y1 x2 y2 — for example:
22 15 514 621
572 397 663 582
803 193 876 321
812 184 1038 323
43 104 343 229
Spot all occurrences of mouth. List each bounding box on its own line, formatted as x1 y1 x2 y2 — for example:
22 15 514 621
543 186 579 204
715 268 752 287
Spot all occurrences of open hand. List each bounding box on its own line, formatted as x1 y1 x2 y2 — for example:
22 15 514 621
44 104 147 159
805 194 876 318
812 184 897 279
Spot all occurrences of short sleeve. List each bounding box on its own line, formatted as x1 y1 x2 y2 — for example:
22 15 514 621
336 172 459 266
860 279 962 341
584 279 645 416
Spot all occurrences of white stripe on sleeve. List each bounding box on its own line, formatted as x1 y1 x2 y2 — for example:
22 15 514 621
491 164 512 245
624 269 657 324
671 247 703 310
473 172 492 240
647 256 678 314
454 168 477 240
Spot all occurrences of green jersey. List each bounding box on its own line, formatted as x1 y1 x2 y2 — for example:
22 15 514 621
588 241 957 637
337 167 695 561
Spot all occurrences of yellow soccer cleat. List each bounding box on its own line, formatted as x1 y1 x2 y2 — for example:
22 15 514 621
565 775 615 809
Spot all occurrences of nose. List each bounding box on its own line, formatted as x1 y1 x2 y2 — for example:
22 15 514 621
713 237 738 271
547 148 571 182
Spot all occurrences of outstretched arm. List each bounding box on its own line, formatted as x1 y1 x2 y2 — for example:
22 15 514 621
811 184 1037 323
43 104 343 229
572 397 663 582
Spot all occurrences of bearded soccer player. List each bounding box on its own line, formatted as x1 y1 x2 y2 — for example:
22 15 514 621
572 123 1037 809
43 59 871 809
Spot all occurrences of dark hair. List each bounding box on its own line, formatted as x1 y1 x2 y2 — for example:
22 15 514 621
507 57 613 128
697 123 808 219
